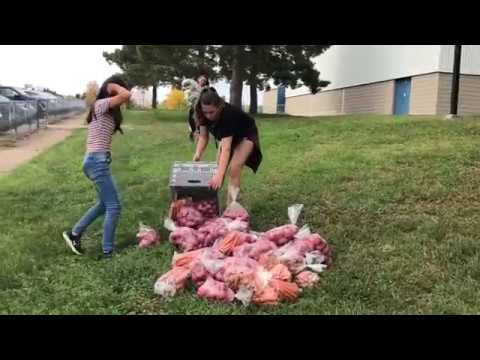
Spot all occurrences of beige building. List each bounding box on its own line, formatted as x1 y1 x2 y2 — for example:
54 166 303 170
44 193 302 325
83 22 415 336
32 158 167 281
263 45 480 117
130 87 154 108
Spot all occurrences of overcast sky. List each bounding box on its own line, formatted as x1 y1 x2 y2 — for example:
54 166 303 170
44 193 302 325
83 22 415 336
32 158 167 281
0 45 260 105
0 45 123 95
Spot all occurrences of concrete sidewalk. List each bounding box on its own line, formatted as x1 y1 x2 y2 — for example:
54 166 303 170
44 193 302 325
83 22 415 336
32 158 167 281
0 114 86 176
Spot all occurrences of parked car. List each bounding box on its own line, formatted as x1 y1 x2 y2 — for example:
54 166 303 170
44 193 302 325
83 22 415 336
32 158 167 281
23 90 56 113
12 102 37 125
0 86 35 101
24 90 59 100
0 86 48 117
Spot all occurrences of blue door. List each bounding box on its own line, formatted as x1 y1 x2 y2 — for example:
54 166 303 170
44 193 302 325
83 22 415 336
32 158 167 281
277 86 286 113
394 78 411 115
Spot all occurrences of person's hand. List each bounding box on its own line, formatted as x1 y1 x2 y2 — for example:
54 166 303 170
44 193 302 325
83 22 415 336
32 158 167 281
208 174 223 190
193 153 201 162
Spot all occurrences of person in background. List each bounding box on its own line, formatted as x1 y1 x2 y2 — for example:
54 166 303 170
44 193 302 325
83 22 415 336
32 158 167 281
182 74 210 142
62 74 131 258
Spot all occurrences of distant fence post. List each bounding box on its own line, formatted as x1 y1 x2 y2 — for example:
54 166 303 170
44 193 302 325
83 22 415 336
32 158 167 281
25 103 31 132
36 100 40 130
11 103 18 138
46 100 50 126
7 103 13 133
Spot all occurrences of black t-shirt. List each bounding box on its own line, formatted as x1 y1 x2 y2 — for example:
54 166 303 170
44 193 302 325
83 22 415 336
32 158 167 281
204 103 257 142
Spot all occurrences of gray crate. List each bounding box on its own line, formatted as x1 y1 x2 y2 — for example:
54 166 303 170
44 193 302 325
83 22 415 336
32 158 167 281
169 161 220 213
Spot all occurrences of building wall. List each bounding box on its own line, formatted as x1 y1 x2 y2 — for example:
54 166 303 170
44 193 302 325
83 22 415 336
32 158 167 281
343 80 394 114
439 45 480 75
285 45 443 97
309 90 343 115
270 46 480 115
285 80 394 116
409 73 439 115
437 73 480 115
131 88 152 108
285 94 313 116
265 71 480 117
285 90 343 116
263 89 278 114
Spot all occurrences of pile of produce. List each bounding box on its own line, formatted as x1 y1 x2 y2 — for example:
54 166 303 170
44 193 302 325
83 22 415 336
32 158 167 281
154 188 332 306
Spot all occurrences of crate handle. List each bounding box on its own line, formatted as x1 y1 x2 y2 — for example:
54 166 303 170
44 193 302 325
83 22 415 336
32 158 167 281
187 180 201 183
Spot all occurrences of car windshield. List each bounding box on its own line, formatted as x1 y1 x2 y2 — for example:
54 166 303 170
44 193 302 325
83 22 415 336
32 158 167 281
14 88 30 96
0 95 10 102
0 88 18 98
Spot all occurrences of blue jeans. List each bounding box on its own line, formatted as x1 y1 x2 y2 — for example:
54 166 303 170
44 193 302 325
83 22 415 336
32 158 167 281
72 152 121 253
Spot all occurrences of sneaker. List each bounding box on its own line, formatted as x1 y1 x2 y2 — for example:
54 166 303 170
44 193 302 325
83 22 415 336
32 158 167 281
62 231 83 255
103 251 114 259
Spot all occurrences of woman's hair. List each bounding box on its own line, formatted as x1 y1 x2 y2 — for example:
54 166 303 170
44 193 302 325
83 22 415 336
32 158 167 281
194 87 224 127
86 74 129 134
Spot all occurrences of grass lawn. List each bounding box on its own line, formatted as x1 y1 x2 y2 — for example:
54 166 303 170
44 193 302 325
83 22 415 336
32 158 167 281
1 109 480 314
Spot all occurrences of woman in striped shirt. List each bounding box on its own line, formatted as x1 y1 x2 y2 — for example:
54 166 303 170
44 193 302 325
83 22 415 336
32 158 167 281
63 75 131 258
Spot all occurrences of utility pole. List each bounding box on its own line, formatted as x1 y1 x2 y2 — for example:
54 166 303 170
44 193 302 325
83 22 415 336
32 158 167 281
446 45 462 119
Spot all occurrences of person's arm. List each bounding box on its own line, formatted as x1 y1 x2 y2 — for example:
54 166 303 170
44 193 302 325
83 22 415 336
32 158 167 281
193 126 209 161
216 143 222 163
107 83 131 109
209 136 232 190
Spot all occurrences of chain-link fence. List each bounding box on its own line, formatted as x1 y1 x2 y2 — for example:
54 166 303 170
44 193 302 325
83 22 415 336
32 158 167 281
0 98 86 134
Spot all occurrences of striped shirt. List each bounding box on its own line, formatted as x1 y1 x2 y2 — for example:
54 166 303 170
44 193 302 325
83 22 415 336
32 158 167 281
87 98 115 152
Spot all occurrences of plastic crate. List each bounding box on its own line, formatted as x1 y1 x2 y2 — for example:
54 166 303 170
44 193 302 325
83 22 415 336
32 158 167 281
169 161 220 214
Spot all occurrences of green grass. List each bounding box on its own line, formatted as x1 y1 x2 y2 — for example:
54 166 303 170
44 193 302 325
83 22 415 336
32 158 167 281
2 109 480 314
